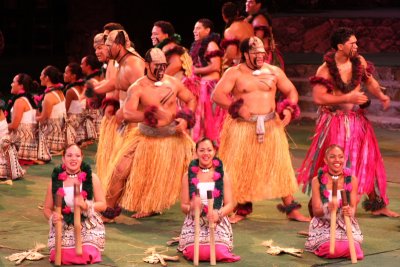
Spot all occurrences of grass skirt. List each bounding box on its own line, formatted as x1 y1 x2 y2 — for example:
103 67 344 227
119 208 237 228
95 115 119 191
118 127 194 213
219 115 298 203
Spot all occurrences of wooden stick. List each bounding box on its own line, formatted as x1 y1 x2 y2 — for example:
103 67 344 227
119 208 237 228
54 194 63 266
207 190 216 265
193 189 200 266
341 191 357 264
329 178 338 255
74 184 83 255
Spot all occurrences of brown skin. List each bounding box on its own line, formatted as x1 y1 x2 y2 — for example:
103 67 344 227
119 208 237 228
212 51 296 126
312 35 396 217
311 147 358 218
123 62 196 131
223 20 253 67
180 140 235 223
43 145 106 223
8 75 31 131
192 21 221 81
312 35 389 111
212 48 309 222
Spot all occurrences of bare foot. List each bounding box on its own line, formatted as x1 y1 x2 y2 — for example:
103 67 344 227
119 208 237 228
228 214 246 224
287 209 311 222
371 207 400 217
131 212 158 219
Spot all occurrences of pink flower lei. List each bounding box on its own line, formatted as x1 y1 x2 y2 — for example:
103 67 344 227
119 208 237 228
189 157 224 216
52 161 93 225
318 166 352 205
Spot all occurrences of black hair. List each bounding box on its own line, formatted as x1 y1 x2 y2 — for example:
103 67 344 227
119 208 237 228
103 22 125 32
197 18 214 33
154 20 175 37
324 144 344 157
43 65 63 84
83 55 102 70
195 137 218 151
67 62 83 79
17 73 39 93
330 27 355 50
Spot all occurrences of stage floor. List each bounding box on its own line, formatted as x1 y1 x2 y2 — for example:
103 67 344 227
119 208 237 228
1 121 399 267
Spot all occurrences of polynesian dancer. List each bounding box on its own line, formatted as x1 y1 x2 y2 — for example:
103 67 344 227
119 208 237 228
101 48 196 221
7 73 49 165
90 32 120 187
184 18 225 143
87 29 144 192
213 37 309 223
43 144 106 265
0 103 24 183
297 27 398 217
36 65 67 155
178 138 240 263
305 145 364 260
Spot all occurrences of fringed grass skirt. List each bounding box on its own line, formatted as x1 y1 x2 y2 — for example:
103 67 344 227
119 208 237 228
96 115 119 191
118 125 194 213
219 115 298 203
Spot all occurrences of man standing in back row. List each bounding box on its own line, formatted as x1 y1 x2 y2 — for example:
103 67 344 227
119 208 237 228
297 27 398 217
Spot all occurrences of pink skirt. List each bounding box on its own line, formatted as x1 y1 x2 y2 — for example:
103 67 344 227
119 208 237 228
49 245 101 265
182 244 240 263
314 240 364 260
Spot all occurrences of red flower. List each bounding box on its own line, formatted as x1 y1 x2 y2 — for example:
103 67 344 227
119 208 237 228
212 159 220 167
78 172 87 182
61 164 66 170
81 190 88 199
58 171 67 181
191 178 199 186
191 166 199 173
323 190 330 198
343 168 351 176
56 187 65 197
322 165 328 173
213 172 221 181
321 174 328 185
62 206 71 214
344 183 352 192
213 189 220 198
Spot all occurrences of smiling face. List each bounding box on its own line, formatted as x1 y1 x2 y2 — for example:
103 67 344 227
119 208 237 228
324 146 345 175
62 144 83 173
196 139 216 168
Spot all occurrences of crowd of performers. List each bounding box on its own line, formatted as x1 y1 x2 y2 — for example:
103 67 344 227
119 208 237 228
1 1 398 264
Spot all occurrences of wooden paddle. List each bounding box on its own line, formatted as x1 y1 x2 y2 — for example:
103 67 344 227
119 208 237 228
194 189 200 266
207 190 216 265
329 177 338 255
340 190 357 264
74 183 83 255
54 194 63 266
